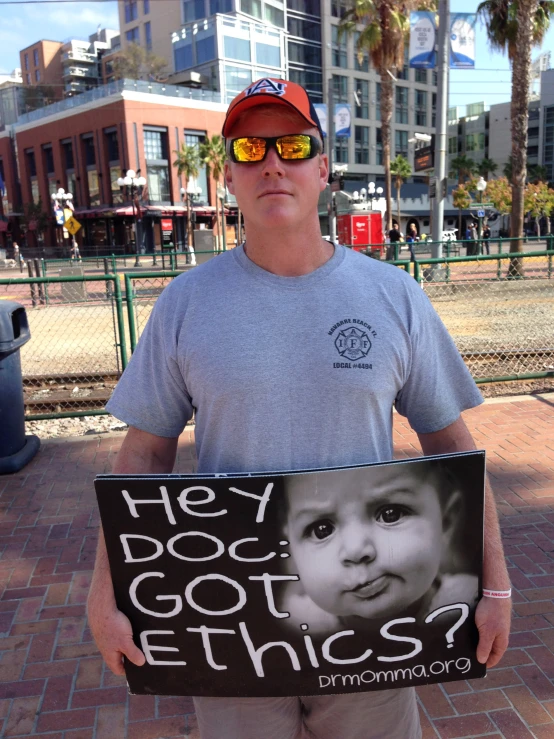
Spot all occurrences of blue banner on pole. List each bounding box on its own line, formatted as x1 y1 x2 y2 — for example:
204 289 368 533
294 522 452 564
335 104 351 138
409 11 436 69
450 14 477 69
313 103 328 137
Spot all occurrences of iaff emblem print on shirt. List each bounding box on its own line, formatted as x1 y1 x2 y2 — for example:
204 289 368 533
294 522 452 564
329 319 377 368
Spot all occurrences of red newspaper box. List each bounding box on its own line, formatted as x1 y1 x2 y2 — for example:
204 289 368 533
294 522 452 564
337 212 384 255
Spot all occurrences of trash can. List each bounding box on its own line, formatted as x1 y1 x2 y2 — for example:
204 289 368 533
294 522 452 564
0 301 40 474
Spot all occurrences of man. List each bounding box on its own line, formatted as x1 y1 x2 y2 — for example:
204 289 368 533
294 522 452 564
483 224 491 255
387 220 402 260
88 78 511 739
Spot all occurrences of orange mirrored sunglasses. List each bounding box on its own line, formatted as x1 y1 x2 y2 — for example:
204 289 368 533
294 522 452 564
228 134 321 163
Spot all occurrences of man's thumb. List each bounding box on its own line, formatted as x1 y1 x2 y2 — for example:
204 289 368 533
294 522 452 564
123 640 146 667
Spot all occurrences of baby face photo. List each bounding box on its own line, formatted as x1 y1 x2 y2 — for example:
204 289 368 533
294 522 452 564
279 460 480 634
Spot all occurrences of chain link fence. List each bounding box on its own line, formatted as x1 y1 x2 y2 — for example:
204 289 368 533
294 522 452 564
1 248 552 420
0 273 127 419
412 252 554 381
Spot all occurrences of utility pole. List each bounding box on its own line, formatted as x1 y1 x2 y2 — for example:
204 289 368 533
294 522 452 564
431 0 450 258
328 77 336 243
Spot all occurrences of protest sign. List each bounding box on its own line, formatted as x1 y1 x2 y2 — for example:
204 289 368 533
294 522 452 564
94 451 486 697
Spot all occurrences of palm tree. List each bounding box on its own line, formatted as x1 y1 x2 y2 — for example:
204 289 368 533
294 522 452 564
339 0 428 231
173 144 201 248
449 155 477 185
478 0 553 266
503 156 513 181
452 185 472 239
390 154 411 228
527 164 548 182
199 134 226 247
478 157 498 180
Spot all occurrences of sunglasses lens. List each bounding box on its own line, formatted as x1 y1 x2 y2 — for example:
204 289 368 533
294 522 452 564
232 137 266 162
277 135 313 160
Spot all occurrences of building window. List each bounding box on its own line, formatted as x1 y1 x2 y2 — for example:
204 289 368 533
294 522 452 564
144 128 170 203
544 106 554 181
331 0 348 18
210 0 233 10
415 69 427 84
288 41 321 67
184 130 208 202
241 0 262 19
83 136 96 166
354 78 368 119
35 69 41 82
331 25 347 69
126 27 140 44
448 137 458 154
225 65 252 101
26 73 31 84
197 33 215 63
397 49 409 80
287 0 319 13
33 49 39 67
335 138 349 164
376 127 383 166
432 93 436 128
105 130 120 162
183 0 205 22
25 149 36 177
174 39 193 70
415 89 427 127
256 42 280 67
82 135 99 206
287 16 320 41
354 32 369 72
264 4 284 27
395 130 408 158
62 140 74 170
143 0 150 13
355 126 369 164
289 68 322 101
395 87 408 124
124 0 138 22
375 82 381 122
466 133 484 152
224 36 251 62
332 74 348 103
144 21 152 50
24 53 29 71
43 145 54 174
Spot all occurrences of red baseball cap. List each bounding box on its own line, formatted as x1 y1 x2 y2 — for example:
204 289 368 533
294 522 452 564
222 78 324 139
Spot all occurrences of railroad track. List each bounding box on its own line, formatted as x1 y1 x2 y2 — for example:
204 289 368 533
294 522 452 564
22 349 554 417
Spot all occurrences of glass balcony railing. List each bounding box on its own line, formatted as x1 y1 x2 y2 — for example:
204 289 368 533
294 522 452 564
15 79 223 125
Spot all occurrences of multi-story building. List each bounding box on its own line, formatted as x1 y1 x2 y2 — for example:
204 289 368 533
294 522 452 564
61 28 119 96
541 69 554 182
447 102 489 177
119 0 178 67
19 40 64 95
488 98 541 174
0 80 227 250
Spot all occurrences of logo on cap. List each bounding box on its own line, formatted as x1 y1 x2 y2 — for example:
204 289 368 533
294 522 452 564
244 79 286 97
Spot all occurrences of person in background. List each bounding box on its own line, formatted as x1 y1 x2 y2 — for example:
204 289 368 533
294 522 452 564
482 224 491 255
13 241 25 271
387 220 403 260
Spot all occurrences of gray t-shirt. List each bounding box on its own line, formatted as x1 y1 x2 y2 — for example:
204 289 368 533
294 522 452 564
106 244 482 474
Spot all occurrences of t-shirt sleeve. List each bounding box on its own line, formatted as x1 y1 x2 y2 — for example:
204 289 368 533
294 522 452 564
394 278 483 434
105 282 193 437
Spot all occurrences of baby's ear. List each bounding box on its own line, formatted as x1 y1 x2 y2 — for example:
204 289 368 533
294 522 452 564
441 490 462 547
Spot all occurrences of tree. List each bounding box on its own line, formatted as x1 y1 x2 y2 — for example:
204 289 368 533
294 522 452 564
23 199 50 246
503 156 513 181
112 43 168 82
524 180 554 235
449 154 477 184
478 157 498 180
390 154 411 228
173 144 201 248
478 0 553 268
487 176 513 234
527 164 548 183
199 134 226 245
452 185 472 238
339 0 431 231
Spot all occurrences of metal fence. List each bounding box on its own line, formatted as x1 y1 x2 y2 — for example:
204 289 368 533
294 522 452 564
1 248 552 421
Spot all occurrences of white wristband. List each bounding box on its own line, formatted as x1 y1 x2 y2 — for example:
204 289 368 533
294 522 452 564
482 588 512 599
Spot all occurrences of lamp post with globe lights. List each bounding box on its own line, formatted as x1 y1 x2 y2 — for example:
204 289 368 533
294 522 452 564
51 188 74 249
476 176 487 250
117 169 147 266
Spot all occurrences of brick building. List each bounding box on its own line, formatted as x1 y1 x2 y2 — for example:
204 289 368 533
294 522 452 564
19 40 64 94
0 80 227 252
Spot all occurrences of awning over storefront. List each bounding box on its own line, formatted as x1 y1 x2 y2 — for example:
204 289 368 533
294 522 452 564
75 203 229 219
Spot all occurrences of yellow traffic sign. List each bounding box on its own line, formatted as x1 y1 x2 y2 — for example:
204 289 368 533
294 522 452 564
64 216 82 236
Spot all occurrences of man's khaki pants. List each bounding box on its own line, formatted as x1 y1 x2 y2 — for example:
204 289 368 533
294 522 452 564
194 688 421 739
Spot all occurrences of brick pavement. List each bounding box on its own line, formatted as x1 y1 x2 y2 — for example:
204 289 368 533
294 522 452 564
0 394 554 738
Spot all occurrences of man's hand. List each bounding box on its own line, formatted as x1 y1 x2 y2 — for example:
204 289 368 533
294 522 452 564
475 596 512 668
88 604 146 676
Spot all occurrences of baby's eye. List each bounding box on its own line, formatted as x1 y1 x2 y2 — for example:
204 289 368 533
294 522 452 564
376 506 408 525
305 519 335 540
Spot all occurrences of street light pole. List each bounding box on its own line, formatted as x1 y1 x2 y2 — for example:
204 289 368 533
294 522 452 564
117 169 146 267
431 0 450 258
216 185 227 251
476 176 487 253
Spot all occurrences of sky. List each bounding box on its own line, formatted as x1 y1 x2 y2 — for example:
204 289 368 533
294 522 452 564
1 0 553 112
